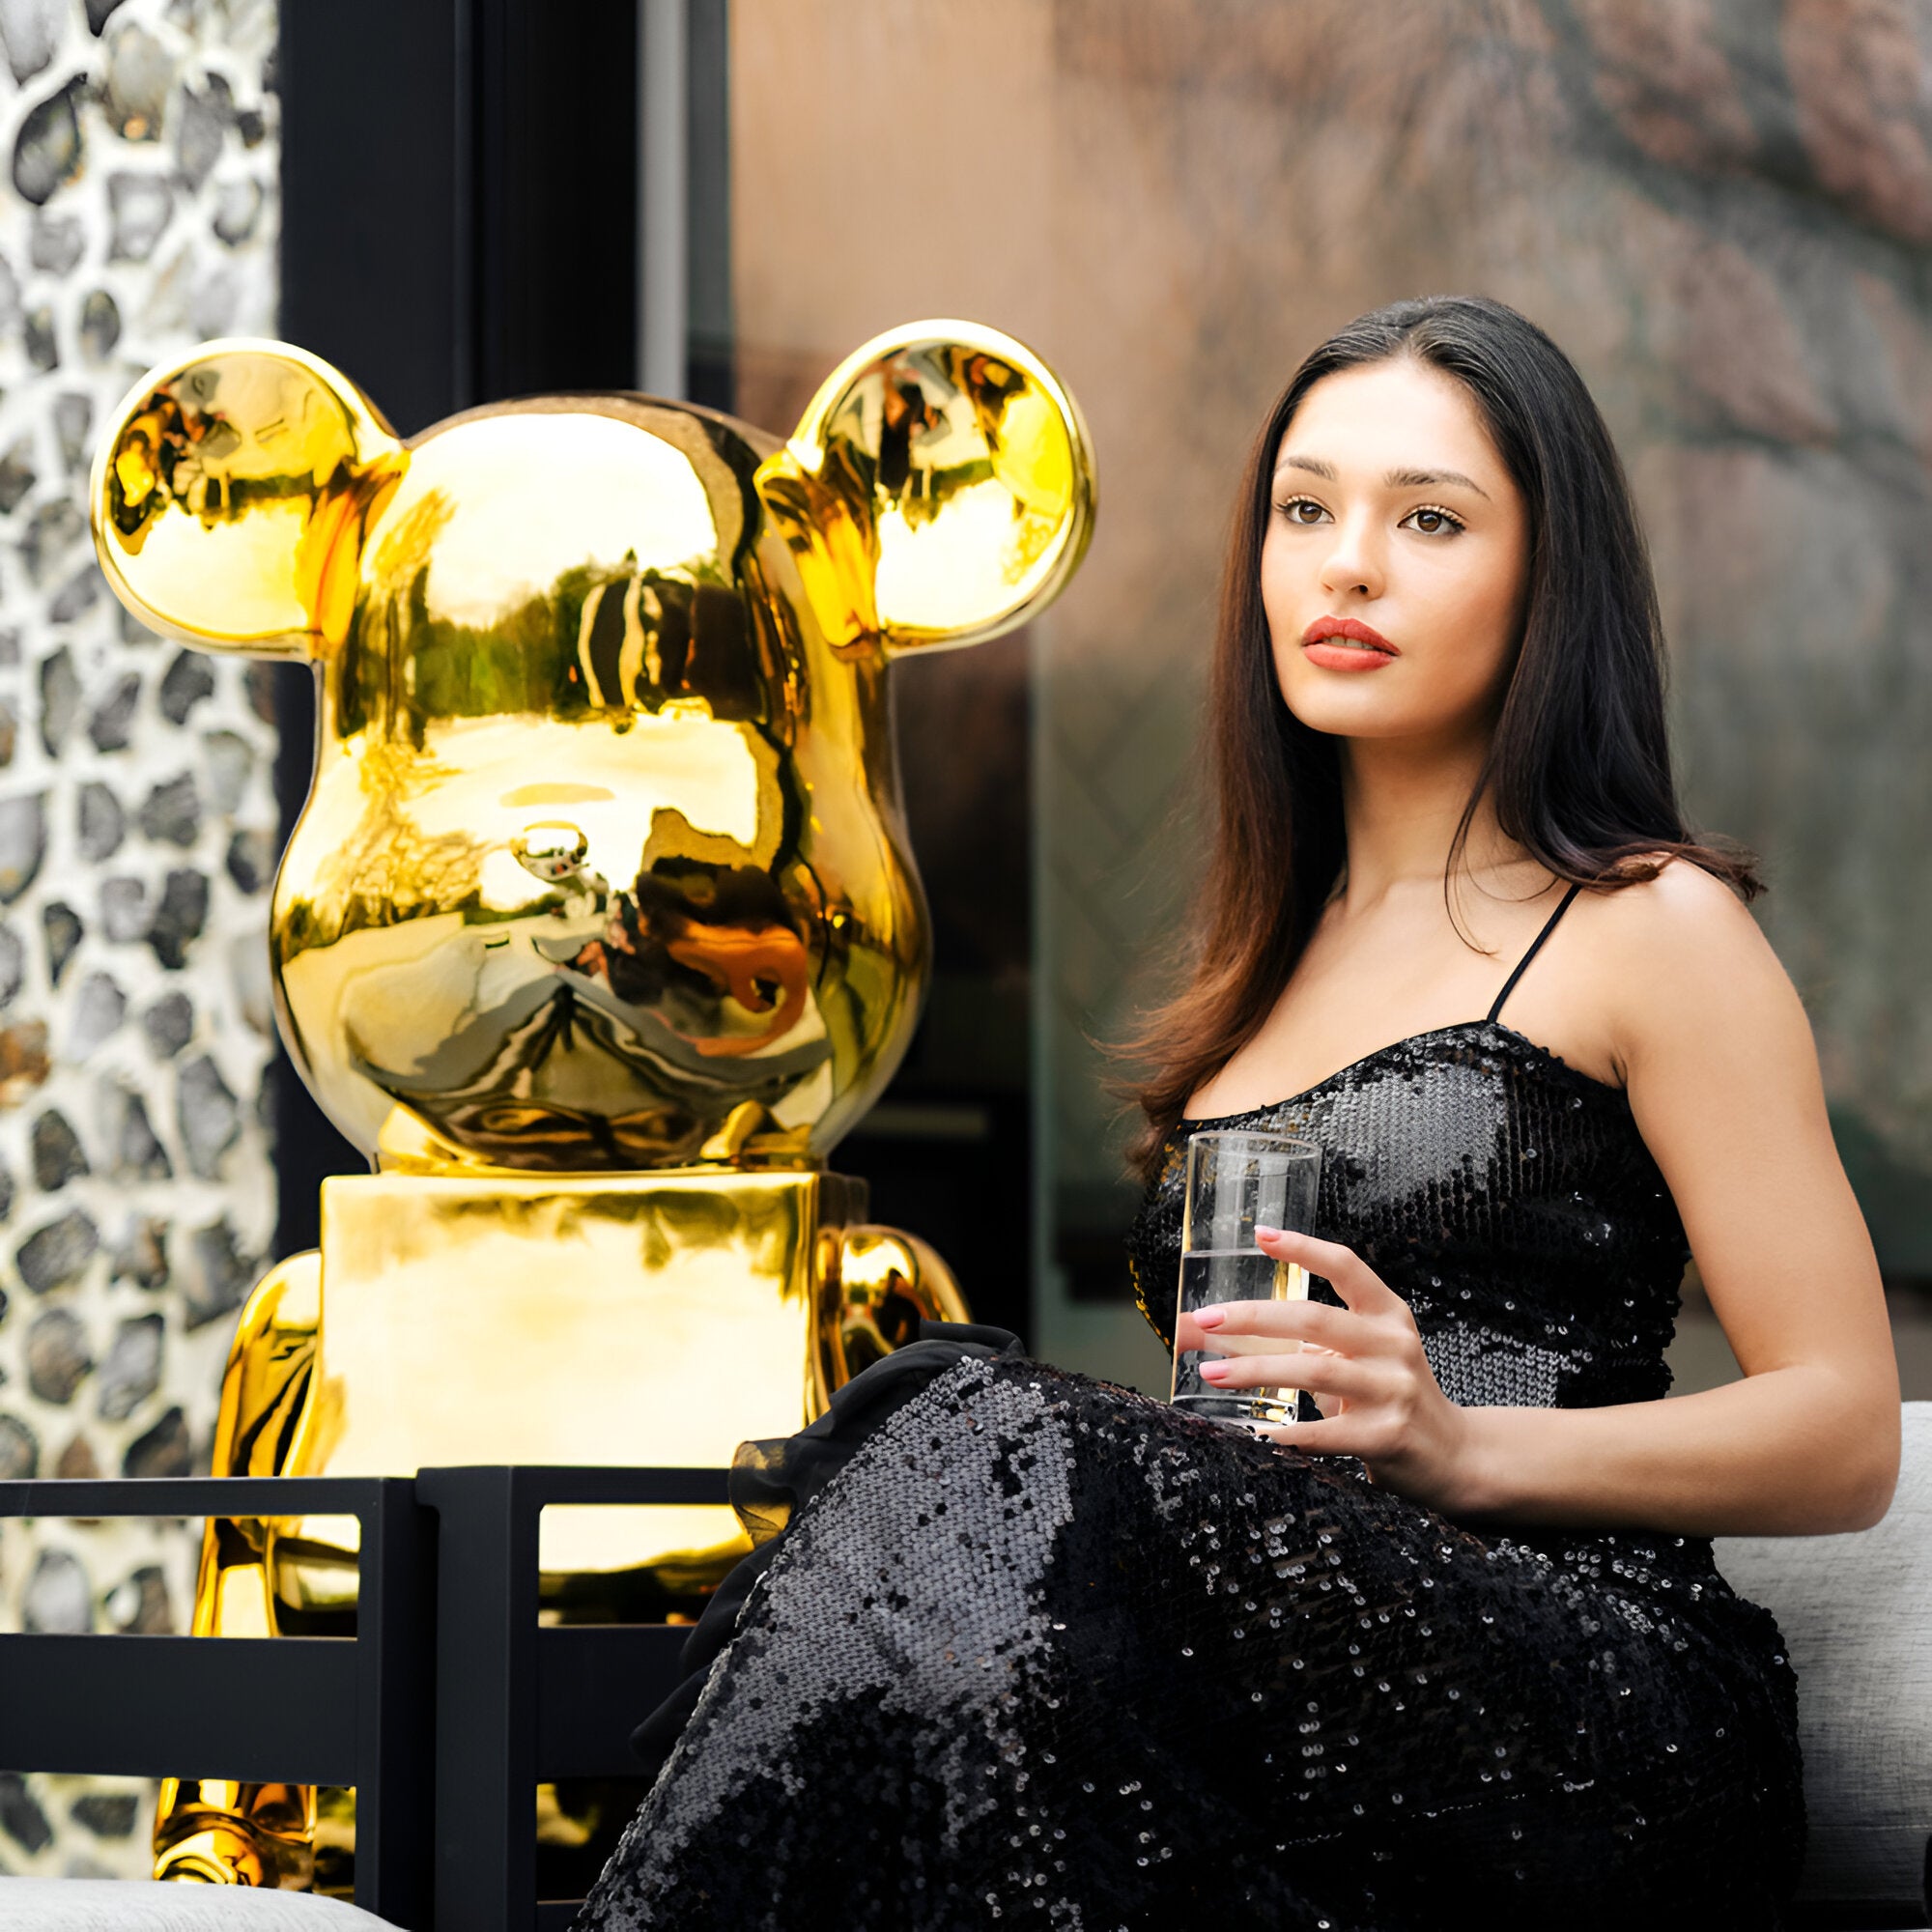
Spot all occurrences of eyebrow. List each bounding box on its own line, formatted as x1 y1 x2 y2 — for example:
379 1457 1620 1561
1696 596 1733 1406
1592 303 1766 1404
1274 454 1492 500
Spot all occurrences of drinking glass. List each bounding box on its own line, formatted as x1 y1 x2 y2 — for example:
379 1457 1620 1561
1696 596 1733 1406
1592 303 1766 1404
1171 1131 1321 1429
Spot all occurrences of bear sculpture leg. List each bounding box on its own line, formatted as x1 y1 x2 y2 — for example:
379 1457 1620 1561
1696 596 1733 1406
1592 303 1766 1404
155 1254 334 1888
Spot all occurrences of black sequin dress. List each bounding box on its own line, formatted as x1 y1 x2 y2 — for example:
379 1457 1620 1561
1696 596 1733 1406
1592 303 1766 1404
579 902 1804 1930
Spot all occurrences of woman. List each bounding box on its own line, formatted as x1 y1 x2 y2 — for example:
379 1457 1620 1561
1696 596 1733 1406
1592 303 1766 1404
578 297 1898 1929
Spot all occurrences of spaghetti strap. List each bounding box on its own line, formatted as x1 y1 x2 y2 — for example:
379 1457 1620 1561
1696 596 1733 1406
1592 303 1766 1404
1486 882 1584 1025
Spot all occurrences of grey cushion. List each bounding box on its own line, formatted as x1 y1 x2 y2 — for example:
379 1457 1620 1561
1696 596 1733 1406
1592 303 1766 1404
0 1881 401 1930
1717 1401 1932 1920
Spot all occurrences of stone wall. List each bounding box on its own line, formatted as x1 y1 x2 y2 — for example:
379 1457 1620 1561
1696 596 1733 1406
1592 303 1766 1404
0 0 278 1875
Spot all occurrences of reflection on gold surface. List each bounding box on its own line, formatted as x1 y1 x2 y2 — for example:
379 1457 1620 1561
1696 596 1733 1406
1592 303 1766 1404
759 331 1093 657
96 326 1094 1171
830 1224 968 1387
316 1169 830 1571
92 321 1094 1889
99 341 402 655
156 1255 323 1887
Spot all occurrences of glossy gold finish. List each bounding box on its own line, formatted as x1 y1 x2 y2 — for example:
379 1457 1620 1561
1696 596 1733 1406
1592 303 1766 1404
318 1167 838 1569
91 322 1093 1889
98 342 402 658
830 1225 964 1387
155 1254 324 1888
759 332 1093 658
94 325 1093 1169
153 1174 970 1888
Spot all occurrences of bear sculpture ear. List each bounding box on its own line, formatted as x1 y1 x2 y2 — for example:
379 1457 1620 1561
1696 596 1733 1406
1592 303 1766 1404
755 321 1095 658
91 337 406 657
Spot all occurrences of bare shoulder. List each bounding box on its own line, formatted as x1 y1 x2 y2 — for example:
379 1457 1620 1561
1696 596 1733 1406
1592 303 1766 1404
1580 855 1765 960
1577 857 1809 1081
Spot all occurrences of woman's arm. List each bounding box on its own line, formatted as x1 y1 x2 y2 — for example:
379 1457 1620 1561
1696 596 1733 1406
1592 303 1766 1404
1191 864 1901 1538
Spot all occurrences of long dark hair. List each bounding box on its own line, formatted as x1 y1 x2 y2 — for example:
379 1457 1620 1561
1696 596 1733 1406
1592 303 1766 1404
1122 295 1758 1179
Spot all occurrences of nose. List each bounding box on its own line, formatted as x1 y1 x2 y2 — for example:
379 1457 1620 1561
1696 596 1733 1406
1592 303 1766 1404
1318 510 1383 602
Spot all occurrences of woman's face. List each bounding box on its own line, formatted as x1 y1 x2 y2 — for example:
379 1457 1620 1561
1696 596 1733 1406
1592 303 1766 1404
1262 356 1530 747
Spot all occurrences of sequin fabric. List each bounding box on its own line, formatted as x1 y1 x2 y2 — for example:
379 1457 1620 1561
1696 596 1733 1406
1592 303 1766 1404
579 1023 1804 1930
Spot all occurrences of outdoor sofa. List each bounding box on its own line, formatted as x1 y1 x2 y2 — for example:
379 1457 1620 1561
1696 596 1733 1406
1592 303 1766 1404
2 1407 1927 1931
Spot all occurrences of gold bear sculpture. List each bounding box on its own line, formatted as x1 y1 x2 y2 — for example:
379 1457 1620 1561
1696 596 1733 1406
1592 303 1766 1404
89 323 1095 1889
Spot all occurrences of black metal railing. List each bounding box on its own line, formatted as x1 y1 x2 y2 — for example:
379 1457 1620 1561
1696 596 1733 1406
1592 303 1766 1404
0 1465 732 1932
419 1466 728 1932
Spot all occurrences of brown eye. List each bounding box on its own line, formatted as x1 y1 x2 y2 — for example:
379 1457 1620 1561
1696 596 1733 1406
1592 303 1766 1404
1276 497 1328 526
1402 506 1463 536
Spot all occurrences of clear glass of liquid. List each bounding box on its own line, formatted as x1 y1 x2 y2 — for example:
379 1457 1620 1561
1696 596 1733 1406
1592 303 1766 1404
1171 1130 1321 1430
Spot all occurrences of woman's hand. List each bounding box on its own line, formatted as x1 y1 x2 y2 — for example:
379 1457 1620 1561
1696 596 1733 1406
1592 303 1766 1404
1177 1227 1479 1516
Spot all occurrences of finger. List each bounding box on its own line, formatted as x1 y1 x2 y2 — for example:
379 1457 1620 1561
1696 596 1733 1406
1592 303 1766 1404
1176 1306 1312 1352
1254 1226 1403 1315
1174 1308 1225 1353
1198 1352 1382 1401
1188 1296 1387 1354
1255 1413 1373 1455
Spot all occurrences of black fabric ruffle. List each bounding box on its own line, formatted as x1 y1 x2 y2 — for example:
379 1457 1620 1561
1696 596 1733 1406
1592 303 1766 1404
627 1320 1023 1779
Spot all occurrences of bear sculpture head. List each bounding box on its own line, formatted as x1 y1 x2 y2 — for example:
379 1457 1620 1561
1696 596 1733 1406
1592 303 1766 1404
91 324 1094 1173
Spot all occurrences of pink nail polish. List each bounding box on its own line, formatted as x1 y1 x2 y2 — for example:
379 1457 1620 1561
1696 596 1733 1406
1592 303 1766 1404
1195 1307 1226 1330
1199 1359 1230 1380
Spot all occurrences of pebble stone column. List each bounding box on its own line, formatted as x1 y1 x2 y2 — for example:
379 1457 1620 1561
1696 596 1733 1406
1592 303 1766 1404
0 0 280 1876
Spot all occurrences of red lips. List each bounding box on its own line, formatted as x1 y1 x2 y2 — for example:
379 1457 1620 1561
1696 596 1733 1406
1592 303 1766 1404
1300 615 1399 654
1299 614 1399 672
